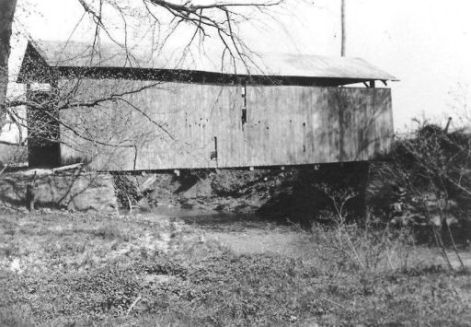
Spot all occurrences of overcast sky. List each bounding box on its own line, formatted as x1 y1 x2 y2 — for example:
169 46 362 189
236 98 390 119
9 0 471 132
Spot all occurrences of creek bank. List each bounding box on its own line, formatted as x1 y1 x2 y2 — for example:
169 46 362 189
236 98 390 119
0 165 117 212
114 162 370 224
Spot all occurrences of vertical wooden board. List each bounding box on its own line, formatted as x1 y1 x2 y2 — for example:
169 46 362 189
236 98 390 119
260 87 273 165
320 87 336 163
210 86 222 167
254 86 265 166
253 85 269 165
307 89 319 161
217 88 228 167
269 86 284 165
248 85 279 166
149 83 224 169
363 88 382 159
231 86 244 167
354 89 368 160
272 87 286 165
287 87 297 164
366 89 378 158
61 80 223 169
297 87 310 164
343 88 362 161
211 86 240 168
247 85 292 166
351 89 364 160
287 87 299 165
213 86 225 167
319 88 338 162
370 88 393 156
223 86 235 167
306 89 318 162
341 88 354 160
381 89 393 153
244 87 256 166
361 88 374 160
235 88 244 167
293 87 302 164
60 80 393 170
300 88 313 164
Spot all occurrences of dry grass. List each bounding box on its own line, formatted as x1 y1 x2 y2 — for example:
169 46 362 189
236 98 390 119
0 209 470 326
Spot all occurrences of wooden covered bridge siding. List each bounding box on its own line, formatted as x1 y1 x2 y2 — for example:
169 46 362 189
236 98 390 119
60 80 393 171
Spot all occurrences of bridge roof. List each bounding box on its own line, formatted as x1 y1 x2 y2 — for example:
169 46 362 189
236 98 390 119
18 40 398 85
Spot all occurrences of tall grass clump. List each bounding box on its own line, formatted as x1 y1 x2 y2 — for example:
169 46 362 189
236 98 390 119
311 183 417 274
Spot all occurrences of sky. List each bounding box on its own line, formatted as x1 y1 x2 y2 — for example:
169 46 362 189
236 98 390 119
8 0 471 133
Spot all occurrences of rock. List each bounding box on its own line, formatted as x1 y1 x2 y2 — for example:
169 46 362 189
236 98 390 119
0 169 118 212
10 258 22 273
140 175 158 193
137 197 151 212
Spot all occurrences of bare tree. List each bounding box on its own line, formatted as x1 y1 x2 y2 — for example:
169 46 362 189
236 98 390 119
0 0 18 126
75 0 285 71
0 0 285 168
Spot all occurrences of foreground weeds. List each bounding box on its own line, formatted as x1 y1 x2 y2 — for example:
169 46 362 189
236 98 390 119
0 210 470 326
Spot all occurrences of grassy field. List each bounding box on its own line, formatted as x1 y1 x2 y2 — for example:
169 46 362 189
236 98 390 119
0 209 470 326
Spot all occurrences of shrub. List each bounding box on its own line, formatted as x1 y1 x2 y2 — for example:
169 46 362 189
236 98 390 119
113 174 140 209
370 124 470 227
368 123 471 270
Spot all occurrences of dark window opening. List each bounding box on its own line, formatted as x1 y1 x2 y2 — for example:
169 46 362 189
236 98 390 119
27 90 61 168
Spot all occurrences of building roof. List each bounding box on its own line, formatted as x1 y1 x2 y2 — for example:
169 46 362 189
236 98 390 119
18 40 398 85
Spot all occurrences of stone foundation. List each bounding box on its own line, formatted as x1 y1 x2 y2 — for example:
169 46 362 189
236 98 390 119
0 168 118 212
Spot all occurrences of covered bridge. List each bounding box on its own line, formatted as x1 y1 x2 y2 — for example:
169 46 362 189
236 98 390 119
18 40 397 171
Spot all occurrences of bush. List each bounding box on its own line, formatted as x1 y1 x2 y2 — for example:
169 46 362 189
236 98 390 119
113 174 140 209
367 123 471 270
369 124 471 228
311 217 416 273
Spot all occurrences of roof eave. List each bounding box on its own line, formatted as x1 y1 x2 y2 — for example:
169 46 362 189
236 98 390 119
18 40 399 85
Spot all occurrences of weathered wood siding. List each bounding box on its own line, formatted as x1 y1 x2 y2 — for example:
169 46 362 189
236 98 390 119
59 80 393 170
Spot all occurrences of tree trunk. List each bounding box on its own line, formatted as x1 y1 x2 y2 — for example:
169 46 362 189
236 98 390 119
0 0 18 126
341 0 346 56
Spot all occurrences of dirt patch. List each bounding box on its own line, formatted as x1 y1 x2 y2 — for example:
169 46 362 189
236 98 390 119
115 162 370 225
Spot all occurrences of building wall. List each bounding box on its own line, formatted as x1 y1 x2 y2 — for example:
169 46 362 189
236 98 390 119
59 79 393 170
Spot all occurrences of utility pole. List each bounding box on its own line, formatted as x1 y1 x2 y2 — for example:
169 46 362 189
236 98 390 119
341 0 346 56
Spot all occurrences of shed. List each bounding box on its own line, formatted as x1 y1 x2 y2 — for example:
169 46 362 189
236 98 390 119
18 40 397 170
